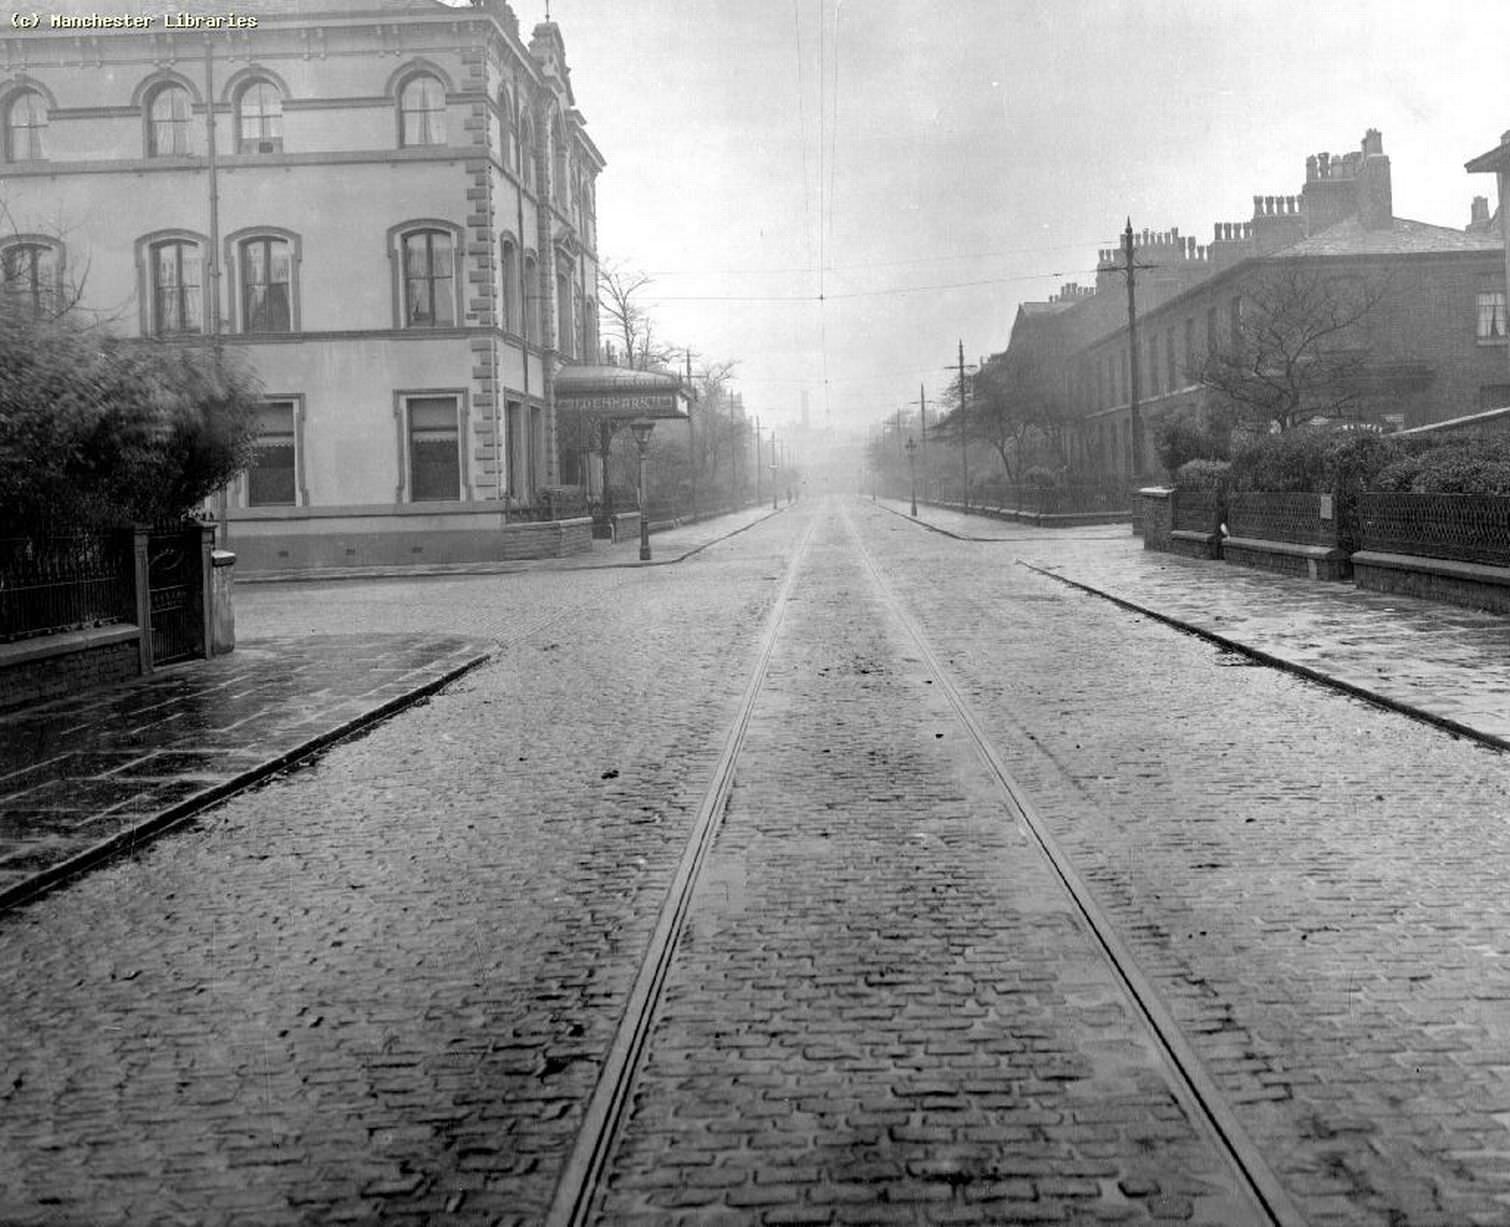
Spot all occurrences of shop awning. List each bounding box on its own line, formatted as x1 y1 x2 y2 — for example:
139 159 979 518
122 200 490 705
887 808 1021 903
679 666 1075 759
554 364 691 420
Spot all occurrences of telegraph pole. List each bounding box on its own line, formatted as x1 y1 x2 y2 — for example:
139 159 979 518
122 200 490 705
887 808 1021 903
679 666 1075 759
685 349 697 521
1121 219 1151 481
918 383 928 503
957 340 969 511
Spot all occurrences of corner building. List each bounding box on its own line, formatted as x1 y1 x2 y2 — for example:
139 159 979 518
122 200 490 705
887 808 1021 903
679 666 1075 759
0 0 604 569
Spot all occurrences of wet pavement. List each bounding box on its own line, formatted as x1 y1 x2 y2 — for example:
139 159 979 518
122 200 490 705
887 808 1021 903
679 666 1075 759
0 634 489 910
882 498 1510 751
0 507 785 911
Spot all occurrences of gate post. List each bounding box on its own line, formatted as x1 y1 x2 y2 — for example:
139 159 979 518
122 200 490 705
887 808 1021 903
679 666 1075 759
132 525 153 674
197 525 215 660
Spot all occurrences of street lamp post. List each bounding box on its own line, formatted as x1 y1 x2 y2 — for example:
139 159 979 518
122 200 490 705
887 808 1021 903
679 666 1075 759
629 417 655 562
906 435 918 517
770 434 779 511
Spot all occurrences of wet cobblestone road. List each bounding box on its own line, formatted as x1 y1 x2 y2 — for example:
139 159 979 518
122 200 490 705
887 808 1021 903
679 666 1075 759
3 497 1510 1225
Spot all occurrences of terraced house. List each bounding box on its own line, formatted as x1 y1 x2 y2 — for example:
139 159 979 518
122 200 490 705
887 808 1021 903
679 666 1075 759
0 0 605 569
1000 130 1509 480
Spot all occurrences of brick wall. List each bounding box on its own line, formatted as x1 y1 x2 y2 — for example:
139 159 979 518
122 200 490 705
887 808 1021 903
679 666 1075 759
0 633 140 713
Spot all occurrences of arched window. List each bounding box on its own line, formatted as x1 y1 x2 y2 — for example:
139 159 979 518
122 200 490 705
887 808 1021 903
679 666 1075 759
551 115 568 209
5 89 47 161
399 74 446 147
236 80 282 153
523 253 540 340
401 228 455 327
239 235 293 332
147 84 192 157
497 88 516 173
149 238 203 335
500 236 519 333
520 114 537 195
2 241 60 313
556 270 572 356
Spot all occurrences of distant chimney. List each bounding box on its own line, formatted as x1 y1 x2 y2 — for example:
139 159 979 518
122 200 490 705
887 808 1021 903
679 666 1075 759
1469 195 1492 232
1356 128 1393 230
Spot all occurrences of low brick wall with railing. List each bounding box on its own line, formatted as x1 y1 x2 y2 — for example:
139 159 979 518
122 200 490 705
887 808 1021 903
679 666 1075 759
1 523 220 712
1223 492 1351 581
1353 493 1510 613
1169 490 1223 560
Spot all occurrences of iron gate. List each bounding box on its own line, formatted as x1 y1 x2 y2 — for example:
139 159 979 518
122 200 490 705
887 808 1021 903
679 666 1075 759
147 526 203 665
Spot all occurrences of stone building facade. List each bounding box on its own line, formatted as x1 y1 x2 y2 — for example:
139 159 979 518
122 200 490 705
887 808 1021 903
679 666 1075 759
0 0 603 569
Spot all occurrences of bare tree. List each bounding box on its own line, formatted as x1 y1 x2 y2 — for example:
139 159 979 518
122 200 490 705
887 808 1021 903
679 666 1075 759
1194 264 1389 433
968 347 1070 483
0 195 95 323
597 262 676 370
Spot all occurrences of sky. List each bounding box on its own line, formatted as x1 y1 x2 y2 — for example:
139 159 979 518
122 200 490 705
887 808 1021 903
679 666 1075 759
519 0 1510 436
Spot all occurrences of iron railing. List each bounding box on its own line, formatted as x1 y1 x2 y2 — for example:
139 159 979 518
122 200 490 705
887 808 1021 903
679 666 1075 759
1171 490 1223 534
1358 493 1510 568
0 531 134 643
1226 492 1340 547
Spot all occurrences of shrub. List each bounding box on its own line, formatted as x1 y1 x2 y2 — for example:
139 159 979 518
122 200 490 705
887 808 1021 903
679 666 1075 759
1321 432 1406 493
1228 429 1331 492
1173 459 1231 491
1154 409 1230 477
0 303 260 529
1023 465 1062 489
1366 433 1510 496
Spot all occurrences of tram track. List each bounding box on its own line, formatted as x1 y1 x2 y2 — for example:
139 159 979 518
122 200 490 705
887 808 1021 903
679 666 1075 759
848 501 1307 1227
546 498 1305 1226
545 514 822 1227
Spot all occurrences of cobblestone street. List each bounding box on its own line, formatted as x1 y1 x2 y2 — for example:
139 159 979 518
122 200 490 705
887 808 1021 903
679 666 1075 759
4 497 1510 1225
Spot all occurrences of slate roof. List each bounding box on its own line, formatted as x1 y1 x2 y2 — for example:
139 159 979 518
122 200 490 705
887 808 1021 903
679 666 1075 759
1466 137 1510 175
1273 216 1504 258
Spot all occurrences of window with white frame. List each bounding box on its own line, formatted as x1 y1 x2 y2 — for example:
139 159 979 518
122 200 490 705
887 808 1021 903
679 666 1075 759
149 238 203 335
400 228 456 327
1 240 60 314
239 235 294 332
148 84 192 157
1479 290 1507 343
407 396 461 501
248 400 298 506
236 80 283 153
399 75 446 147
5 89 46 161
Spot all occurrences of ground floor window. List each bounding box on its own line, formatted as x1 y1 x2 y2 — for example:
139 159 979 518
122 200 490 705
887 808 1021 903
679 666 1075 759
408 396 461 501
248 400 298 506
506 399 526 500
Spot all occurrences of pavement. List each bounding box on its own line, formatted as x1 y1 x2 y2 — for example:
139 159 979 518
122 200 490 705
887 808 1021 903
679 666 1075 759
879 496 1510 752
235 503 782 583
0 505 784 912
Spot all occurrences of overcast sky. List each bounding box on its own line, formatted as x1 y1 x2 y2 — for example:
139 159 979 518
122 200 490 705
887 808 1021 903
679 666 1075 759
537 0 1508 434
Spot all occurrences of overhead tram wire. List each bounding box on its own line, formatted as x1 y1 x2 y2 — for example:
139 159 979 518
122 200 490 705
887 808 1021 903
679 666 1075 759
640 267 1099 303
